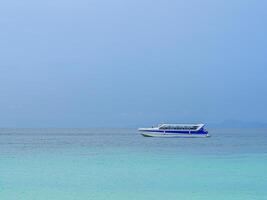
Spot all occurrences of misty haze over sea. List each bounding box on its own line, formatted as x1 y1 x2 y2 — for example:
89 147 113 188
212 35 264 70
0 0 267 199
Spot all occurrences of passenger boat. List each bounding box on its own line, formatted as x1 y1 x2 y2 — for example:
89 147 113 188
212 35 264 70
138 123 209 138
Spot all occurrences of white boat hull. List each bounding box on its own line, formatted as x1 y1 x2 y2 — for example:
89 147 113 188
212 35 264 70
140 132 210 138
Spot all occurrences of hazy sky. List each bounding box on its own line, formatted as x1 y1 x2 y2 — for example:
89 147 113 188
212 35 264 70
0 0 266 127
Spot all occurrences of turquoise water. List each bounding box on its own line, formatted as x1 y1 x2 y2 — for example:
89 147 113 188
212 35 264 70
0 128 267 199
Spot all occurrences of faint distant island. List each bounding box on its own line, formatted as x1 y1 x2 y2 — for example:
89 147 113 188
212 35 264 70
209 120 267 128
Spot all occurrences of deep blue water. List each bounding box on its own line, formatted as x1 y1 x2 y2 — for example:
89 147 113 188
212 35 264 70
0 128 266 199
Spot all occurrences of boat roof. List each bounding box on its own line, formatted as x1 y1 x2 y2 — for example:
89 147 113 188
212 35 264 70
159 123 204 127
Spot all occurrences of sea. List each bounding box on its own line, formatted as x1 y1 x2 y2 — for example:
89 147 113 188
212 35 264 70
0 128 266 200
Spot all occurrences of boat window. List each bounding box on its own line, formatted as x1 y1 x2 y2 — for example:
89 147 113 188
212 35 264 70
159 125 199 130
160 125 168 130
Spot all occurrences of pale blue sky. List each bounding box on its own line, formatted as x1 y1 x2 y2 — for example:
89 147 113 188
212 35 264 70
0 0 266 127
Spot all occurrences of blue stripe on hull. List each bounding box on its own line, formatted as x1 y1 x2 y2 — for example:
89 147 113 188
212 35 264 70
141 132 210 138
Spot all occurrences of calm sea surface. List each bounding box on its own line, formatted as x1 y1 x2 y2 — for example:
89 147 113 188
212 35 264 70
0 128 266 200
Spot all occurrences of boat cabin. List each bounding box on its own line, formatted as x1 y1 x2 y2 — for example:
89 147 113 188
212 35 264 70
158 124 204 130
